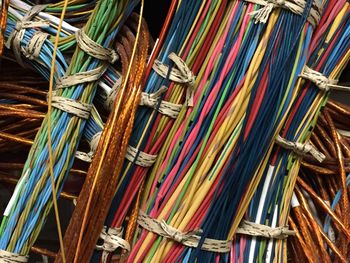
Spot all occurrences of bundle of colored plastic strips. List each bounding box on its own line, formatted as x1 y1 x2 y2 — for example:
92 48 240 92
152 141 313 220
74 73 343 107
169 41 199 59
88 1 227 261
233 0 350 262
0 0 137 261
109 0 328 262
2 0 124 135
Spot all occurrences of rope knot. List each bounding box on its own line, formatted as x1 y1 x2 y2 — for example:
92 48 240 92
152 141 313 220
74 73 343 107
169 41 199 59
275 0 285 6
140 86 168 108
90 131 102 153
23 31 49 60
0 250 28 262
5 5 48 66
275 135 325 162
15 22 24 31
96 226 130 263
299 66 338 92
137 210 231 252
249 0 287 24
76 29 119 63
159 220 202 243
152 52 195 106
236 220 295 239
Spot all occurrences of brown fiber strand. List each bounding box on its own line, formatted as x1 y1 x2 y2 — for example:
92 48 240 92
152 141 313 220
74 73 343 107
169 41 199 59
296 177 350 240
55 10 147 263
0 0 10 55
324 109 349 256
311 132 331 158
288 216 316 263
315 123 337 156
122 16 149 245
294 187 331 262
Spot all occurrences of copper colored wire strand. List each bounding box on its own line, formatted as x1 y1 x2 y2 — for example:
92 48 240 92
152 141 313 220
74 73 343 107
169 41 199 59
311 132 332 158
55 14 148 263
31 246 57 259
324 109 349 256
294 187 331 262
122 15 149 236
0 110 45 119
0 119 41 134
313 173 330 204
315 123 337 156
288 216 317 263
301 161 350 175
338 134 350 158
327 107 350 128
0 93 47 106
0 83 47 96
0 0 10 55
0 131 33 145
297 175 347 261
328 100 350 117
302 155 350 165
296 177 350 240
318 224 347 262
0 127 39 142
0 104 45 114
291 208 318 262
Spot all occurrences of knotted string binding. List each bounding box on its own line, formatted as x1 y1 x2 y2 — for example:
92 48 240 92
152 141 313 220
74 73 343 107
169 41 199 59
75 129 102 162
23 31 49 60
137 210 231 253
96 226 130 263
244 0 322 27
152 52 195 106
236 220 295 239
299 66 350 92
125 146 157 168
51 95 92 119
0 250 28 263
6 5 49 66
76 29 119 63
140 86 182 118
276 135 325 162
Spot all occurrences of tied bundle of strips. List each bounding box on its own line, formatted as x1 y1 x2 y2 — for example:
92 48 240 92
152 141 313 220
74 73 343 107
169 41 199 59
90 1 224 261
2 0 126 127
289 100 350 262
55 6 150 262
0 0 135 260
122 0 324 262
234 0 350 262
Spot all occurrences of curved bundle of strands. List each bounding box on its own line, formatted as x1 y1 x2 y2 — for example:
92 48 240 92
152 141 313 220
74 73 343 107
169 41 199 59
117 0 328 262
90 1 227 261
289 100 350 262
0 0 136 261
234 0 350 262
